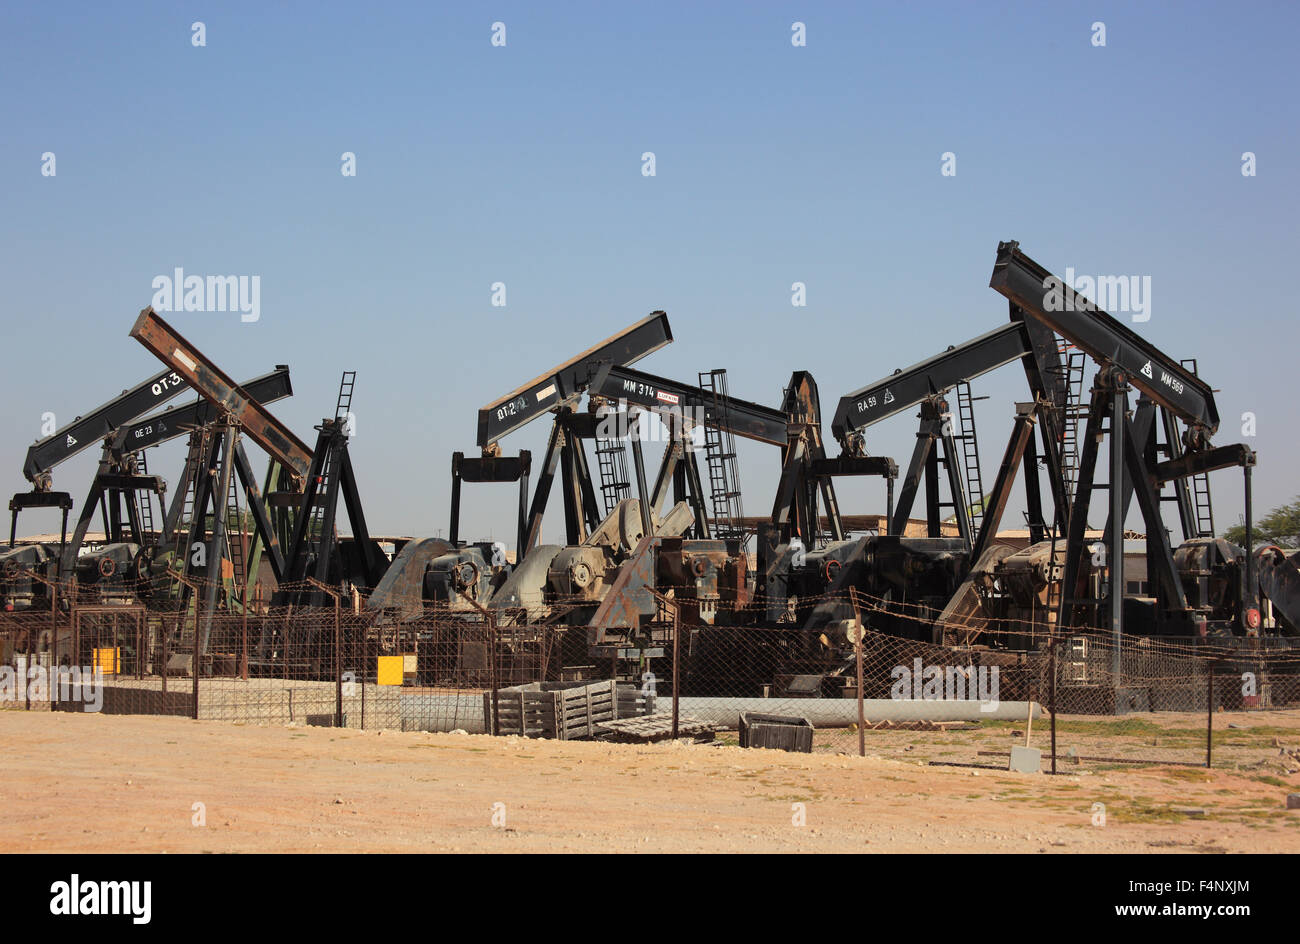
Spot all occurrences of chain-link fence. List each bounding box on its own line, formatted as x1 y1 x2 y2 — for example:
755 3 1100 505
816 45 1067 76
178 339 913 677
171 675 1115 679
4 576 1299 774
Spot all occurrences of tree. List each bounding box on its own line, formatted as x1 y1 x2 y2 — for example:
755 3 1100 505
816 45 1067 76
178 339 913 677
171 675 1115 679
1224 496 1300 550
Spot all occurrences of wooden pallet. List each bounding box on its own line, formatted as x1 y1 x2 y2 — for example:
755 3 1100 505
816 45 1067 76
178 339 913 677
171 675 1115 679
487 679 618 740
597 713 720 743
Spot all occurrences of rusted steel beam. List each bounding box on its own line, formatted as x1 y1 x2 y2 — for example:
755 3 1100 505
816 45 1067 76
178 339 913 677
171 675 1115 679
129 307 313 486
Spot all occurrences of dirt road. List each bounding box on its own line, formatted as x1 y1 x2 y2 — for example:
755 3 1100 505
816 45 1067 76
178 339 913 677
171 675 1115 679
2 712 1297 853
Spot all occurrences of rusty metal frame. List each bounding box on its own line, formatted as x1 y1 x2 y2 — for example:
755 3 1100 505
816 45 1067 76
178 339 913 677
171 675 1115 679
129 308 313 486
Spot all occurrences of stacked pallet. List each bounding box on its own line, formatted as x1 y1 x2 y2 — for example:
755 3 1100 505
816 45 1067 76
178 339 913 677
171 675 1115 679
487 679 618 740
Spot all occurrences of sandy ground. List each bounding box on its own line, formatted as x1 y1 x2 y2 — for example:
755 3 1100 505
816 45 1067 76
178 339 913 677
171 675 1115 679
2 711 1298 853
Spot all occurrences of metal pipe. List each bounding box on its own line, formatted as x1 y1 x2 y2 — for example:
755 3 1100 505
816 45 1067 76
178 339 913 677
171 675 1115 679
394 695 1045 733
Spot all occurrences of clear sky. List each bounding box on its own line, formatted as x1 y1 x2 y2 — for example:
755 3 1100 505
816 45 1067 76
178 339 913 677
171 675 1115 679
2 1 1296 547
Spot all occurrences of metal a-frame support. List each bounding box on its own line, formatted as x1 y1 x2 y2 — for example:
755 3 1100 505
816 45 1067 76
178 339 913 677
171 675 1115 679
644 413 711 539
58 446 167 575
969 401 1042 563
934 399 1046 646
520 408 605 551
1056 369 1190 645
888 397 973 547
1008 302 1072 540
275 418 385 608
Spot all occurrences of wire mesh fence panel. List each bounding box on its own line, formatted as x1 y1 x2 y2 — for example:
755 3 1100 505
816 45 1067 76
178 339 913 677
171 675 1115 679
3 574 1299 773
0 610 56 712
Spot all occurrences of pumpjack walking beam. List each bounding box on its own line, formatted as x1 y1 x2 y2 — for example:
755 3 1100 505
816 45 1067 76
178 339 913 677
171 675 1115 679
467 312 673 556
62 367 297 574
596 365 857 550
20 368 191 491
114 367 292 454
828 316 1068 549
476 311 673 450
9 365 193 558
589 363 791 540
592 364 788 447
129 308 315 485
830 323 1030 445
989 242 1218 437
130 309 379 610
990 241 1257 635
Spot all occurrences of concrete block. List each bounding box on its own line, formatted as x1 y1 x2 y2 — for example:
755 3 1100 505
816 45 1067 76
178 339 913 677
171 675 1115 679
1009 745 1042 773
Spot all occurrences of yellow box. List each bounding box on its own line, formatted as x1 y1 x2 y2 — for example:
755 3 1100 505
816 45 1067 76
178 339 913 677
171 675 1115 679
376 655 404 686
93 647 120 675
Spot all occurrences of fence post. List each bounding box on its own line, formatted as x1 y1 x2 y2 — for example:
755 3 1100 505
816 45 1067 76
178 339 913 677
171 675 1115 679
44 578 56 710
191 599 199 721
851 589 865 758
1049 636 1058 775
240 580 248 681
191 611 198 722
671 604 680 740
334 594 343 728
22 624 30 711
71 604 79 674
489 613 499 737
1206 661 1215 768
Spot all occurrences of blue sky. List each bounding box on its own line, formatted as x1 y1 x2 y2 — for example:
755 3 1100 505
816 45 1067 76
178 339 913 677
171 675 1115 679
1 1 1296 544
